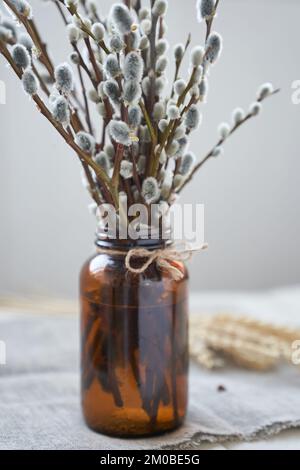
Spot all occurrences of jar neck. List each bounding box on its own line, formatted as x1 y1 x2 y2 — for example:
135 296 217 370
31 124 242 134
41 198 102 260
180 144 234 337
95 228 171 251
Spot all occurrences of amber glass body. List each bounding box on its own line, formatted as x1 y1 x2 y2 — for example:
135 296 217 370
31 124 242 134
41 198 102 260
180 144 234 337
80 239 189 437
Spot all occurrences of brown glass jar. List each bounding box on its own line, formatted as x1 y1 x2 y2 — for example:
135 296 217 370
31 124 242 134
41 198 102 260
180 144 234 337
80 237 189 437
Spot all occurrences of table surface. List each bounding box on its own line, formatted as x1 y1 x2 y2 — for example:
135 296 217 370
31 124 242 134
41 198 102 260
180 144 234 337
1 286 300 450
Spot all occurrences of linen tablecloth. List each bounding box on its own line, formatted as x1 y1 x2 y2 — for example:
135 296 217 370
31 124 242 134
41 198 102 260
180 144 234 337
0 287 300 450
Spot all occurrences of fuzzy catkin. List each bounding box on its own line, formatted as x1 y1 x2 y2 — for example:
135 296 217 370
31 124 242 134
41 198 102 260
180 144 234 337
156 56 168 73
104 54 121 79
257 82 274 100
212 146 223 157
10 0 32 19
123 80 141 105
142 177 160 204
88 89 100 103
174 125 186 140
206 32 223 64
167 105 180 120
199 77 208 99
95 151 110 174
110 3 133 35
110 35 125 52
137 155 146 175
156 39 169 56
155 77 166 96
174 79 186 96
109 120 131 146
196 0 215 22
174 43 184 62
124 52 144 82
75 131 96 155
19 32 33 51
180 152 196 175
1 18 17 40
22 69 39 96
103 79 120 104
69 52 80 65
139 7 150 21
232 107 245 125
249 102 262 116
67 24 79 43
153 102 165 121
176 136 188 157
218 122 230 139
120 160 133 179
158 119 168 132
55 63 74 95
191 46 204 67
12 44 30 69
51 96 70 126
91 22 105 42
152 0 168 17
142 76 150 96
128 105 142 128
185 105 201 130
166 140 179 157
139 35 149 50
104 144 115 160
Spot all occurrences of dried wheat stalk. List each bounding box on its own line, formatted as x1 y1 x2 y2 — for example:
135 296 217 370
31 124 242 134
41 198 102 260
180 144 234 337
190 314 300 371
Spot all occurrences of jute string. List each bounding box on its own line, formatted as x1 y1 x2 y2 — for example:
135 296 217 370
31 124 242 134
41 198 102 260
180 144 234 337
96 242 208 281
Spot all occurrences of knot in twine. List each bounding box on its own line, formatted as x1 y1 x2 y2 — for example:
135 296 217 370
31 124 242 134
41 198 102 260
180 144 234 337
97 242 208 281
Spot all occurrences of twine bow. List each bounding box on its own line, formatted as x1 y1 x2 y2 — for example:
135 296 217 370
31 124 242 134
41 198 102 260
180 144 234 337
97 242 208 281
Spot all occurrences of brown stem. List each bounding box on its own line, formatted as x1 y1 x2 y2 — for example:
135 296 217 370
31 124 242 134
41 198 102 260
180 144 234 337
205 0 221 42
84 37 102 84
178 89 280 194
170 33 191 99
112 144 124 189
0 41 118 207
31 64 50 97
55 0 68 25
72 43 97 89
130 147 142 194
148 13 159 115
3 0 55 78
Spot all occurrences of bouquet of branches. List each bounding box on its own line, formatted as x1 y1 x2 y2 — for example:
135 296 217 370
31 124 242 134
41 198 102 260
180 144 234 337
0 0 278 228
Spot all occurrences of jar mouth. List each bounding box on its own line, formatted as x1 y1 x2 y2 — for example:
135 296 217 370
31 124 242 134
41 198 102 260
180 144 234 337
95 226 172 250
95 236 171 251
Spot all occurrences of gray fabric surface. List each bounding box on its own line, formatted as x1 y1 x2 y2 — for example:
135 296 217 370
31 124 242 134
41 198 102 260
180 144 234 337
1 289 300 450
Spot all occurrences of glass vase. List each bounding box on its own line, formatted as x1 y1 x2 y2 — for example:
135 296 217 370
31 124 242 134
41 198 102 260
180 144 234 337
80 237 189 437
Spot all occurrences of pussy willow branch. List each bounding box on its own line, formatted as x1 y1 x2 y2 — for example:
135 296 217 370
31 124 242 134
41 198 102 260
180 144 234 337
62 1 109 54
149 66 199 177
54 0 68 25
3 0 54 77
0 40 117 207
178 89 280 194
112 144 124 189
139 100 157 145
4 0 85 118
205 0 221 41
148 11 159 115
84 37 102 84
31 63 50 97
170 33 191 99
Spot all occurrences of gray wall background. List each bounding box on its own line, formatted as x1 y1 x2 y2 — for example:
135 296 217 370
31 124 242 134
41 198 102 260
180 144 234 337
0 0 299 299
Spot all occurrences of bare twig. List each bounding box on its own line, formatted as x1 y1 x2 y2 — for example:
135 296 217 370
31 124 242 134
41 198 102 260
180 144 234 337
178 89 280 193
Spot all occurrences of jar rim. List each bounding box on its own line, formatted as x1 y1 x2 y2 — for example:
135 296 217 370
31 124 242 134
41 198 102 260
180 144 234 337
95 225 172 250
95 236 171 250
